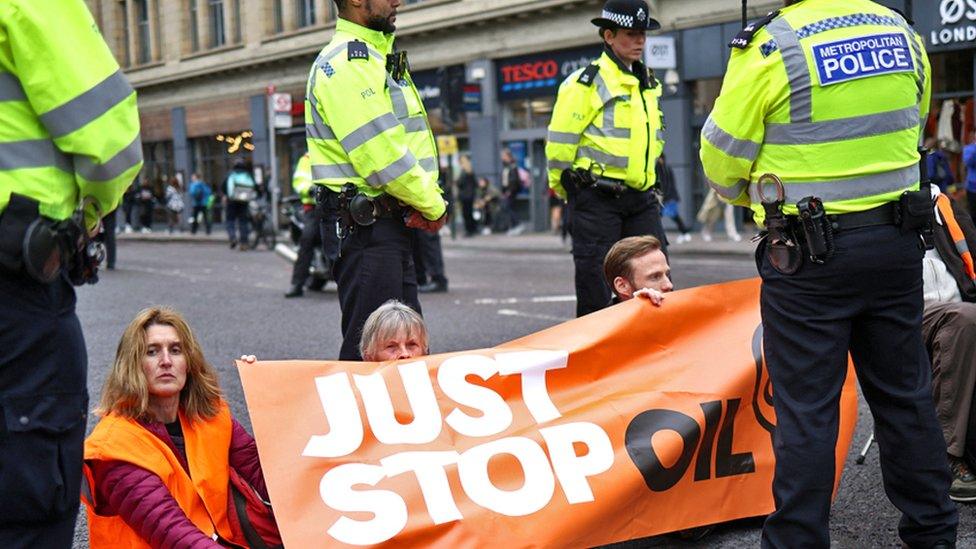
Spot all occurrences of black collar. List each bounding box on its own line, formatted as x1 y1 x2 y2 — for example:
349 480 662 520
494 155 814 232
603 44 650 89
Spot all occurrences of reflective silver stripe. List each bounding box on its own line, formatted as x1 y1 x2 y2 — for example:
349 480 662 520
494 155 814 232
0 139 72 172
40 70 134 138
765 106 920 145
418 156 437 172
403 116 428 133
366 151 416 187
387 76 409 119
585 124 631 140
0 72 25 101
306 67 336 140
592 73 613 104
548 160 573 171
318 41 384 65
747 164 917 204
767 18 811 123
75 135 143 182
955 238 970 256
341 113 399 151
313 163 357 179
578 146 627 169
548 131 581 145
702 116 760 160
706 176 748 200
603 99 616 129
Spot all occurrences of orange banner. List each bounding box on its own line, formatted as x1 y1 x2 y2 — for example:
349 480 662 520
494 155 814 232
238 278 858 548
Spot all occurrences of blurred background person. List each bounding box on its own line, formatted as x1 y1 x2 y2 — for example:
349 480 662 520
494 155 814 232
224 160 256 250
658 154 692 243
926 137 955 194
164 177 184 234
499 148 523 234
286 152 320 298
457 154 478 237
136 177 156 233
964 130 976 222
122 181 137 234
188 173 212 235
475 176 500 235
695 187 741 242
84 307 270 548
360 300 430 362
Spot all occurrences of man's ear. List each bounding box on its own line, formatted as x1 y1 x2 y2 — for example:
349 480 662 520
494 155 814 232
613 276 632 299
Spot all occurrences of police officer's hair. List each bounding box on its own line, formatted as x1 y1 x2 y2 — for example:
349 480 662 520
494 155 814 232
97 307 223 422
603 236 663 293
333 0 348 10
359 300 429 359
600 27 617 42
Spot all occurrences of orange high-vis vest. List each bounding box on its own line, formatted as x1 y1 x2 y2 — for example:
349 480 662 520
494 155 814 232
82 400 244 548
936 194 976 281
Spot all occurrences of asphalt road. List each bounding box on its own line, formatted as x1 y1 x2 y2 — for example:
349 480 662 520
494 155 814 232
70 238 974 548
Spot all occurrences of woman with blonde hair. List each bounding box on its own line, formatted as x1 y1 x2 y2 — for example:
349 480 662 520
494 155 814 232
359 300 429 361
83 307 272 548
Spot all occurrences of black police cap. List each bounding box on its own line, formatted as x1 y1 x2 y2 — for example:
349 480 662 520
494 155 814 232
591 0 661 31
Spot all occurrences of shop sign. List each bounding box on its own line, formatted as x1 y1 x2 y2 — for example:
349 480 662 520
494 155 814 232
272 93 293 129
412 69 442 110
437 135 459 155
644 36 676 69
496 45 603 101
463 84 482 113
919 0 976 50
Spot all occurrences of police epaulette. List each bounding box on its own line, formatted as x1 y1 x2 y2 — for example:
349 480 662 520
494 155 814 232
729 10 780 49
577 64 600 86
348 41 369 61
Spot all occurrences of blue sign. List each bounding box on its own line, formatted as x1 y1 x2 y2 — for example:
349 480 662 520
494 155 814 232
812 33 915 86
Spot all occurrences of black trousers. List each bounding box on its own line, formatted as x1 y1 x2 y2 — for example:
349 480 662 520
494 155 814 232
461 198 477 236
758 225 957 548
101 208 117 269
291 207 322 287
413 229 447 286
0 271 87 549
330 217 421 360
568 185 667 317
190 205 211 234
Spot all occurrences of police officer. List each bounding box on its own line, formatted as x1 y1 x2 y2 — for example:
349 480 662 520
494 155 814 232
306 0 446 360
0 1 143 546
546 0 668 318
701 1 956 547
285 152 322 298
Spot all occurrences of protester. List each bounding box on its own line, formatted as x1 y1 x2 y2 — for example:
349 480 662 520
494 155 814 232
360 299 430 361
603 235 672 306
695 187 741 242
188 173 213 235
657 154 692 243
84 307 271 548
922 192 976 502
224 160 256 250
457 155 478 237
164 177 184 234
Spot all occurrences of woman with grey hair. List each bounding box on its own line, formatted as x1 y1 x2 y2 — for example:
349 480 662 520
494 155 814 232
359 300 429 362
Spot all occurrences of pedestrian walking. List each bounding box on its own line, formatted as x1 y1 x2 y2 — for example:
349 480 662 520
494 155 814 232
0 2 143 545
657 154 691 242
285 152 323 298
122 182 137 233
701 1 956 547
224 160 256 250
305 0 447 360
499 148 524 233
695 187 741 242
546 0 668 317
164 177 184 234
457 154 478 237
136 178 156 232
188 172 212 235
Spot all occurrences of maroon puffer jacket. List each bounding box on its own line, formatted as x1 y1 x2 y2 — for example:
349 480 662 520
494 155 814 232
89 417 268 549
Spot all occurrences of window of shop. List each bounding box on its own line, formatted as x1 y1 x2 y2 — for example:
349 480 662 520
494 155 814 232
209 0 225 47
136 0 151 64
926 49 975 191
141 141 175 195
502 98 555 131
190 135 253 197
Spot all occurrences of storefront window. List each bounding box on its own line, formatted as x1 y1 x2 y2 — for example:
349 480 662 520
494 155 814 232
141 141 175 194
502 97 555 131
692 78 723 117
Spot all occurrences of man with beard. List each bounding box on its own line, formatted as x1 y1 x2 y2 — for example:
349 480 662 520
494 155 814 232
306 0 446 360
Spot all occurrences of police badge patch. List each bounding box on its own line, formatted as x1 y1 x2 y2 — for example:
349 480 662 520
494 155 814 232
811 33 915 86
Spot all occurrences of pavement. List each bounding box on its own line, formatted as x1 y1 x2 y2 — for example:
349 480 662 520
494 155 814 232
116 226 757 256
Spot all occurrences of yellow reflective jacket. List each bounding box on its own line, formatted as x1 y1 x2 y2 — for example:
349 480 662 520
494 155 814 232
700 0 931 225
0 0 143 228
305 18 444 220
546 49 665 199
292 152 315 205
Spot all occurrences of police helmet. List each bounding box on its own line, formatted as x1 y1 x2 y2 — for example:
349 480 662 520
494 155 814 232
591 0 661 32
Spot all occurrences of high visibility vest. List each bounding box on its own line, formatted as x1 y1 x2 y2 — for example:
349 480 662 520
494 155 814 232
936 193 976 281
292 153 315 205
305 18 444 220
700 0 931 225
0 0 143 228
82 401 243 548
546 50 665 199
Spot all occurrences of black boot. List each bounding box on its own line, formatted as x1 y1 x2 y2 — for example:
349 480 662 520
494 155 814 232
419 279 448 293
284 285 304 298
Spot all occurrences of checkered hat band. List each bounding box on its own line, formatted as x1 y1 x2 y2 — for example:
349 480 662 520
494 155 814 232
602 9 635 28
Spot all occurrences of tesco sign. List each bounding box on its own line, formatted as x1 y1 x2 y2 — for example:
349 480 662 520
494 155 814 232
496 45 602 100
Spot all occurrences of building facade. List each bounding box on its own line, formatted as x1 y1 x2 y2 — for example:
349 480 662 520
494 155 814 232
88 0 928 233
